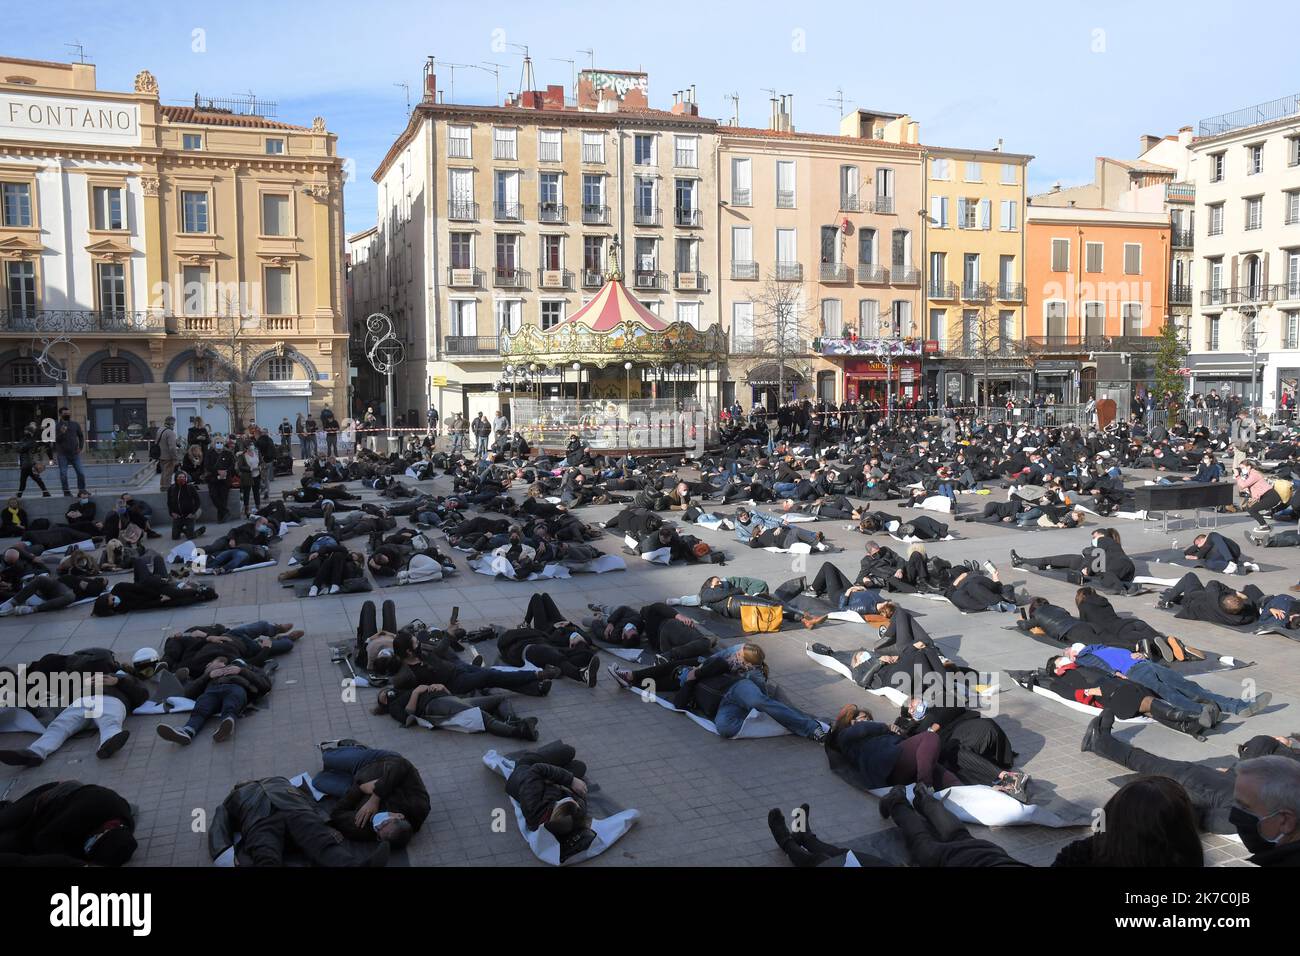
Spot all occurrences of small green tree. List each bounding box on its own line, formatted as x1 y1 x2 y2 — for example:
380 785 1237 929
1154 318 1189 422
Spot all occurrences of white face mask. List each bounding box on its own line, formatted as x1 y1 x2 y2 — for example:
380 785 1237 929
371 811 393 831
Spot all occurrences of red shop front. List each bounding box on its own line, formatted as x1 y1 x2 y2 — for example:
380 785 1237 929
843 358 921 404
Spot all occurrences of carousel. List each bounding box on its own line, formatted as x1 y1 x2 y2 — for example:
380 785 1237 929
499 244 726 453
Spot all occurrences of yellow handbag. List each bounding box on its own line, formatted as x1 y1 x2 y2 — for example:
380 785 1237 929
740 603 783 633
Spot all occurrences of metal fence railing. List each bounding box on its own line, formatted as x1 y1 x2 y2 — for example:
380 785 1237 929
509 398 718 450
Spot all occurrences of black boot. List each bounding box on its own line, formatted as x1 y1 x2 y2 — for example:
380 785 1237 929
1147 699 1207 741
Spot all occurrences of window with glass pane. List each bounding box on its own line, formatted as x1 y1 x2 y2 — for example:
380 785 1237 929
181 265 209 315
582 174 602 209
1290 252 1300 297
581 131 604 163
448 126 471 158
1209 204 1223 235
1287 191 1300 225
261 193 290 236
449 233 472 269
1248 144 1262 174
539 173 560 207
583 236 603 272
495 298 521 335
1246 197 1262 230
540 301 563 330
5 261 36 315
776 161 795 207
635 237 656 270
541 235 562 271
1211 154 1224 181
266 356 294 380
634 134 654 165
1285 311 1299 349
891 230 909 268
538 129 561 162
677 301 700 328
10 361 39 385
265 138 285 155
1001 164 1016 184
859 229 876 264
495 234 518 269
264 267 291 315
675 179 695 211
821 299 842 337
2 182 32 227
181 190 209 233
634 177 654 217
1208 317 1219 349
675 136 697 168
493 128 517 160
1122 303 1143 336
731 158 751 205
182 133 202 151
93 186 124 230
675 238 698 273
99 360 131 384
97 262 126 314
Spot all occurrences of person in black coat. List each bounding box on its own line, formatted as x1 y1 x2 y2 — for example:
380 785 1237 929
16 424 49 497
1157 571 1262 627
1053 776 1204 867
503 742 595 859
167 471 206 540
894 701 1027 797
0 780 137 866
313 746 429 846
1231 756 1300 866
1010 528 1137 593
203 439 237 522
156 654 272 744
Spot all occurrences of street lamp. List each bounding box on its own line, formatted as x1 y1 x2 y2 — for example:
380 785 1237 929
624 361 633 400
572 362 581 401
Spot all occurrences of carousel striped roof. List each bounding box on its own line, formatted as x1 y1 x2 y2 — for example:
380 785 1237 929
559 277 668 333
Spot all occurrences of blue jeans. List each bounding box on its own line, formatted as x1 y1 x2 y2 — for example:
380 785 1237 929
714 675 821 738
773 481 798 497
1128 661 1247 714
184 683 248 733
209 548 248 571
475 436 488 457
56 451 88 495
313 745 400 797
226 621 293 658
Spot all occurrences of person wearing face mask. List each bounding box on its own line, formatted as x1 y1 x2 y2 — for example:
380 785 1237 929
167 471 206 541
893 697 1029 799
311 745 428 850
53 406 88 498
204 437 236 522
1230 756 1300 866
1182 531 1260 574
236 438 263 518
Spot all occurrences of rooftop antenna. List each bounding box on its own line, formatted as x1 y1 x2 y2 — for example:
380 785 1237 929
507 43 533 96
477 62 505 105
550 57 576 103
725 91 740 126
577 48 595 71
393 81 411 116
823 86 851 118
64 40 88 64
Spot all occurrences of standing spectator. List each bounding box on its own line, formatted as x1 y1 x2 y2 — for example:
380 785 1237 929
253 427 276 498
278 417 293 456
16 423 49 498
294 412 305 454
236 438 263 519
492 409 509 449
471 412 491 458
204 436 235 523
54 406 88 498
303 413 319 459
448 413 465 455
362 406 379 451
427 405 439 437
321 406 339 456
157 416 183 491
187 416 210 458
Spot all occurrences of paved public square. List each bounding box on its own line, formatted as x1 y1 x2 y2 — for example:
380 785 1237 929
1 465 1294 867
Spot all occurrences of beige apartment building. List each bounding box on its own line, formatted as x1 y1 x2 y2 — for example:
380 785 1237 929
362 65 721 423
717 106 925 407
0 55 347 446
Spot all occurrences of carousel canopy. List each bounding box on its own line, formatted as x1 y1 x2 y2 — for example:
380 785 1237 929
561 278 668 332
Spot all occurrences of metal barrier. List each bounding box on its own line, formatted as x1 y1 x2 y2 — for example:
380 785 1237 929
509 398 718 450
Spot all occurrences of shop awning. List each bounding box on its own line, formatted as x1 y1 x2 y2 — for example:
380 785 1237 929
746 363 806 385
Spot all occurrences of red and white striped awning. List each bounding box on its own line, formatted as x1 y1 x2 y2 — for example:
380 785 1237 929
558 278 667 333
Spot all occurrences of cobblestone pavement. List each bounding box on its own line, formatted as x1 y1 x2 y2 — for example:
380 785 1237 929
2 468 1294 866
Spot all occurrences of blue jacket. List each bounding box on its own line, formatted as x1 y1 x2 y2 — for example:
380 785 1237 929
1079 644 1136 675
733 509 782 543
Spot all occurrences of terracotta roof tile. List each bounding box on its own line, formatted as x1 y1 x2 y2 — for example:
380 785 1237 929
159 105 311 132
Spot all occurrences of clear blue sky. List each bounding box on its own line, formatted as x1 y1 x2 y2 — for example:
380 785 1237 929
6 0 1298 234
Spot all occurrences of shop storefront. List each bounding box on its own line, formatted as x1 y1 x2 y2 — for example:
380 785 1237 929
1031 361 1081 404
842 359 922 404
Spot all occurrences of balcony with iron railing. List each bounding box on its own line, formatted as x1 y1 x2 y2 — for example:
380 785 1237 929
537 203 568 224
674 271 708 292
492 267 531 289
581 203 610 225
928 280 957 300
538 269 575 290
582 270 605 289
938 336 1017 358
776 189 795 209
633 269 666 291
996 281 1024 301
891 266 920 285
857 263 889 284
1169 283 1193 305
731 261 759 280
731 188 751 206
0 308 165 334
840 193 865 212
874 195 895 214
493 201 523 222
447 200 479 221
1024 334 1163 353
443 335 501 356
731 333 762 354
445 266 485 289
1201 284 1280 307
1171 227 1194 248
1166 182 1196 203
633 205 661 226
820 261 851 282
775 261 803 281
1280 281 1300 302
674 207 702 227
962 281 992 302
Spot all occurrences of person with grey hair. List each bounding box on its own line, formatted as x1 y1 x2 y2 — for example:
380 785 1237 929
157 415 184 491
1231 755 1300 866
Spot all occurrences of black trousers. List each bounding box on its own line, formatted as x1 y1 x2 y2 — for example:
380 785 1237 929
1089 720 1234 815
132 553 166 583
312 551 352 588
521 642 593 680
947 574 1011 611
1248 488 1283 527
512 741 586 780
524 593 567 630
356 599 397 659
209 481 231 521
171 514 198 539
889 796 1027 867
18 465 47 495
240 808 357 867
1023 553 1085 571
812 561 853 604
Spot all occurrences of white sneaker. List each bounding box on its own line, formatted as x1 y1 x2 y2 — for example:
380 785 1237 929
1224 562 1238 574
0 603 13 616
1245 561 1261 571
329 584 341 594
14 606 34 616
308 586 319 597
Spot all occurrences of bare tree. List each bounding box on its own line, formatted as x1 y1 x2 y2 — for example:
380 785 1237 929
183 297 253 435
748 272 817 407
957 298 1011 413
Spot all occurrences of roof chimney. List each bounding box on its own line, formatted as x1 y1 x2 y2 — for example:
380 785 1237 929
423 57 437 102
995 137 1003 151
769 96 779 131
1139 134 1161 153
